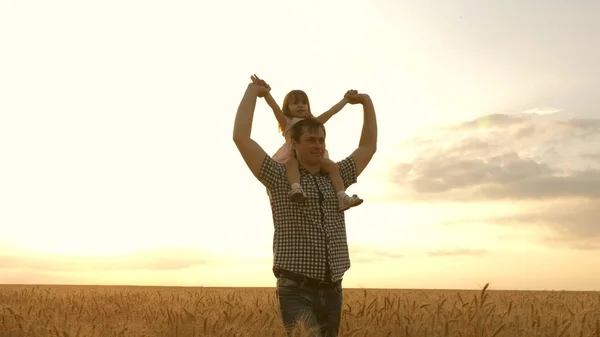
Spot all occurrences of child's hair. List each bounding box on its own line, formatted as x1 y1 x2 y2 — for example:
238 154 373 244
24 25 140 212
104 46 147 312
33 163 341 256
279 90 314 134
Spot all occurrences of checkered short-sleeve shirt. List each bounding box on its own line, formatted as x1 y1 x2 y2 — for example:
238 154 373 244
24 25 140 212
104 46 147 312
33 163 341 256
258 154 358 282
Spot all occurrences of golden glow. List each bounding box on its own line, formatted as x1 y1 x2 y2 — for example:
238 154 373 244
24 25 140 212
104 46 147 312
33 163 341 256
1 0 598 290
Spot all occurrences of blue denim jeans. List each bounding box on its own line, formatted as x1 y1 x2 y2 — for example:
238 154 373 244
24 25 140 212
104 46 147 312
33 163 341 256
275 276 343 337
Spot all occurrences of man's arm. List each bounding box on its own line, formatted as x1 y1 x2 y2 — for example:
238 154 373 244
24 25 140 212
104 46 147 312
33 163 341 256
232 83 271 178
350 94 377 176
250 74 288 131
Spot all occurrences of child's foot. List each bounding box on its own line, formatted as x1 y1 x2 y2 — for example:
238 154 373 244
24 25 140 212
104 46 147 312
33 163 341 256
290 183 307 203
339 193 363 211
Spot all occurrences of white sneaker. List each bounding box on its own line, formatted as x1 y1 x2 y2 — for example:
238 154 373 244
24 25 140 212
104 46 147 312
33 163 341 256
339 194 363 211
290 186 307 203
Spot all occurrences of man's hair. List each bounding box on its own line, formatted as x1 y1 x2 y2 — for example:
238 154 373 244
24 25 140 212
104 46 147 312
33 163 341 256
290 118 326 143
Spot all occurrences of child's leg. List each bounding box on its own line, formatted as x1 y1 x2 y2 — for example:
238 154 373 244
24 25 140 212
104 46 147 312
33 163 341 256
320 159 363 211
284 157 307 203
321 160 345 195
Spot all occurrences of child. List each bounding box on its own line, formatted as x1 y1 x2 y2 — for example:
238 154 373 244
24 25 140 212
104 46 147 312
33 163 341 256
250 74 363 212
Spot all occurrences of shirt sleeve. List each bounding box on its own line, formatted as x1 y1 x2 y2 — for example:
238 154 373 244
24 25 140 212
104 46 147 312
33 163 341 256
337 155 358 189
258 154 286 189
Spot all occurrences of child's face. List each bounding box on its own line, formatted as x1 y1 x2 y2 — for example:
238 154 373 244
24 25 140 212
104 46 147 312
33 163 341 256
287 99 310 118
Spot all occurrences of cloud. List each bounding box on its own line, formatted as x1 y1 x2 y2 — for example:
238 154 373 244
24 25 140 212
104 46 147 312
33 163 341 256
582 152 600 161
490 199 600 249
397 151 600 201
0 270 74 285
350 245 404 263
452 113 527 130
426 248 488 257
0 247 227 273
523 107 560 115
395 114 600 201
391 113 600 250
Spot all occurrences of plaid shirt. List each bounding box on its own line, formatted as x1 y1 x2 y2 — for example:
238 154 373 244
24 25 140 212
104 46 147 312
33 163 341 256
258 154 358 282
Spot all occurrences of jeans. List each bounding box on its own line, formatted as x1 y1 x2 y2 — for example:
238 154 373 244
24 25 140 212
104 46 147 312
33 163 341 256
276 276 343 337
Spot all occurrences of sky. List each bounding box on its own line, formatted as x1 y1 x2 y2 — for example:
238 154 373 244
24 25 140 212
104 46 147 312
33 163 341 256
1 0 599 291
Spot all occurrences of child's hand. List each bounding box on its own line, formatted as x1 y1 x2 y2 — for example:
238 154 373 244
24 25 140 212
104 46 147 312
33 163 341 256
343 89 358 102
346 91 370 105
250 74 271 96
248 82 270 97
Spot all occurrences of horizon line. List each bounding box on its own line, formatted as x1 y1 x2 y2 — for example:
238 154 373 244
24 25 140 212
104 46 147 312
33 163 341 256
1 284 597 292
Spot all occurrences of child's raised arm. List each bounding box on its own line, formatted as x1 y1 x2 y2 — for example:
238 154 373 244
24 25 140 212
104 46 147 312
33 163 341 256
264 92 287 130
315 89 357 125
251 74 287 130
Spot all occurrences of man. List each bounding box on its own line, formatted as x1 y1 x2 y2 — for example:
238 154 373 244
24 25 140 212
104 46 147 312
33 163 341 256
232 79 377 336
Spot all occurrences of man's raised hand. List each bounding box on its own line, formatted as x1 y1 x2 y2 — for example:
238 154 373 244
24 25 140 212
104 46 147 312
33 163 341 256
247 80 270 98
345 91 370 105
250 74 271 97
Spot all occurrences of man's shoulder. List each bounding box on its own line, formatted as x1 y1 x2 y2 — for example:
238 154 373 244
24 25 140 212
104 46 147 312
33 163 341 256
336 155 356 170
335 155 358 189
258 154 287 189
261 155 286 174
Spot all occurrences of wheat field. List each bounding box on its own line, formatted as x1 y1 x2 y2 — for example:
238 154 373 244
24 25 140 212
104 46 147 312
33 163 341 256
1 284 599 337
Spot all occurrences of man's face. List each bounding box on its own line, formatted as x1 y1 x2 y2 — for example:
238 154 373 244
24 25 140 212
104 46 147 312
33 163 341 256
293 126 326 165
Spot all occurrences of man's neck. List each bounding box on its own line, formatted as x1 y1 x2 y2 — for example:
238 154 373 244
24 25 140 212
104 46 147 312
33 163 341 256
298 159 321 174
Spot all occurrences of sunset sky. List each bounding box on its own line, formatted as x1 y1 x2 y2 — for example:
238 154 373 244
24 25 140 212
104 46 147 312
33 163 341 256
1 0 599 291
